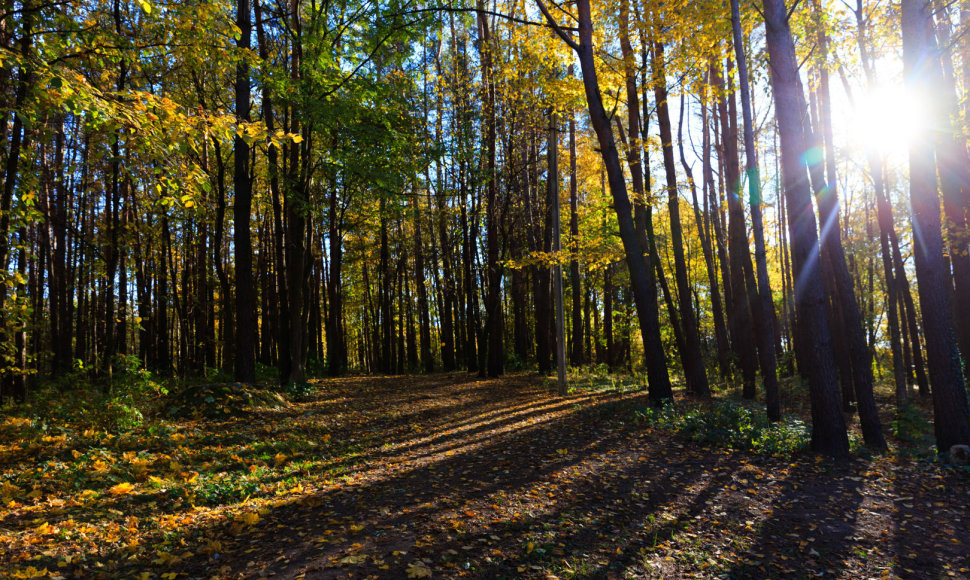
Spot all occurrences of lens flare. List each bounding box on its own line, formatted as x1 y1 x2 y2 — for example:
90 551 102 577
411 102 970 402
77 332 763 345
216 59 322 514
849 85 924 155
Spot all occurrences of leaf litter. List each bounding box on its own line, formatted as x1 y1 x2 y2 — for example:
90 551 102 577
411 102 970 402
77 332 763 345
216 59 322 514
1 373 968 578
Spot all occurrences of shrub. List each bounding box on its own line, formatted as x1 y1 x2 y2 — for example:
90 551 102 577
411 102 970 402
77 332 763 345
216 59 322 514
889 402 932 448
164 382 287 419
636 400 809 457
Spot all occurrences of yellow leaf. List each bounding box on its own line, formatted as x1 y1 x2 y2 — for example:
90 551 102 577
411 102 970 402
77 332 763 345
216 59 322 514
109 482 134 495
1 481 20 497
273 453 287 465
526 541 535 554
291 134 304 143
240 512 259 526
138 0 151 13
34 522 52 534
184 200 195 208
11 567 48 579
405 562 432 578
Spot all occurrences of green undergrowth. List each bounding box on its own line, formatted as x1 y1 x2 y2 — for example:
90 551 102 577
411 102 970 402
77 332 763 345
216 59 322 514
563 368 810 458
5 355 317 432
565 364 645 394
163 382 289 419
635 400 811 458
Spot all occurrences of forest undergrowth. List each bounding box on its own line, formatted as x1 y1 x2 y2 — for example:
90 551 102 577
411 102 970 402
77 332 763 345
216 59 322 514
1 372 968 579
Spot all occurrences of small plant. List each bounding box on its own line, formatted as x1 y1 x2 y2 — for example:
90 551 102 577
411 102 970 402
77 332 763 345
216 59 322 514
165 382 287 419
505 352 526 371
97 354 166 431
306 357 327 377
636 400 810 457
281 381 315 399
889 402 932 448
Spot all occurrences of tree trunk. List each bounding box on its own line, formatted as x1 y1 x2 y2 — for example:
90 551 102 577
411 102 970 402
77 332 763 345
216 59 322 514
762 0 849 458
731 0 781 421
651 40 710 397
713 62 758 396
809 0 886 448
900 0 970 452
233 0 256 382
568 113 583 366
542 0 673 400
549 113 567 394
616 0 672 397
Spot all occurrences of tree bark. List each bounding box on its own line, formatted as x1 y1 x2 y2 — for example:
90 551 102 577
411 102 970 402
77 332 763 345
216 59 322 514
900 0 970 452
732 0 781 421
651 40 710 397
538 0 672 401
233 0 256 382
762 0 849 458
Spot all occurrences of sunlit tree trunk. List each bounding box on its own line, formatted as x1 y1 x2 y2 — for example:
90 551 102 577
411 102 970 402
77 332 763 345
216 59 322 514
538 0 672 401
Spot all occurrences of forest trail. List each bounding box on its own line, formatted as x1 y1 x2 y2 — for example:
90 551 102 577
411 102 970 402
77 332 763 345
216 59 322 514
3 374 969 579
171 375 968 579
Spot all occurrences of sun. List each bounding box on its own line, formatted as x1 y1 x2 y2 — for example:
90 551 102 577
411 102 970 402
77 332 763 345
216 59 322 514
847 84 924 156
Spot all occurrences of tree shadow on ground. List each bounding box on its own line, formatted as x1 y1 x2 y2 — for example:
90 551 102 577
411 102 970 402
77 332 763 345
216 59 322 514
11 374 970 579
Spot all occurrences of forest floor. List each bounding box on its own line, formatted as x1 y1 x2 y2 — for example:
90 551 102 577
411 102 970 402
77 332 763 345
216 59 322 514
1 372 969 579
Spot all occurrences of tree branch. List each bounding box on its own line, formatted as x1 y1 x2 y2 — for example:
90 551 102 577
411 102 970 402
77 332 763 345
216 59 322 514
534 0 580 51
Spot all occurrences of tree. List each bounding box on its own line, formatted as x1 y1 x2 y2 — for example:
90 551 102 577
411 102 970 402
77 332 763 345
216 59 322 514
761 0 849 457
730 0 781 422
538 0 672 403
234 0 257 383
900 0 970 452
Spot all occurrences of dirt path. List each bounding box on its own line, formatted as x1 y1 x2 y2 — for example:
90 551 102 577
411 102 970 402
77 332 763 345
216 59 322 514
163 374 970 579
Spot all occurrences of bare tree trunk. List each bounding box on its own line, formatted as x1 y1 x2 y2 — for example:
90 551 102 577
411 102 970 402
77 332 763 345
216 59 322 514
807 0 886 448
652 40 710 397
548 113 567 394
568 113 583 366
477 3 503 378
900 0 970 452
233 0 256 382
762 0 849 458
730 1 782 421
712 62 758 396
539 0 672 399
